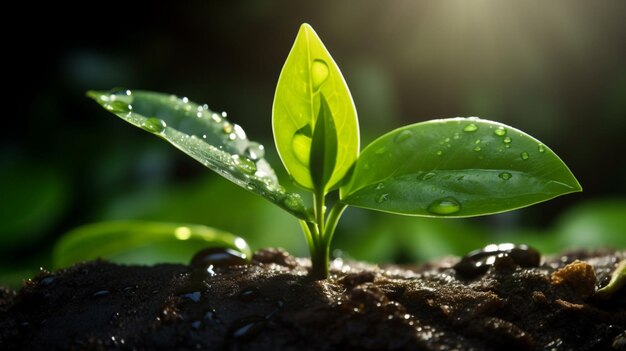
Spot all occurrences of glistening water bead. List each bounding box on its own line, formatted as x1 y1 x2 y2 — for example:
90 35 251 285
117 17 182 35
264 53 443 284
463 123 478 132
427 197 461 215
142 118 166 133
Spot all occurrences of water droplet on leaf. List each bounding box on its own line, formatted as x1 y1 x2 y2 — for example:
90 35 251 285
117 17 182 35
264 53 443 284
422 172 436 180
375 193 389 203
473 146 481 152
283 193 303 211
311 59 329 90
244 142 265 161
427 197 461 215
503 137 512 144
463 123 478 132
222 123 233 134
375 146 387 155
538 144 545 153
520 152 529 160
499 172 512 180
231 155 257 174
494 127 507 136
233 124 247 139
375 183 385 190
394 130 413 143
142 118 166 133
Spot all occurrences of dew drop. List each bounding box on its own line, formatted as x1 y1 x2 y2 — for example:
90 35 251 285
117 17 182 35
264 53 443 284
499 172 512 180
463 123 478 132
222 122 234 134
211 113 222 123
142 118 166 133
427 197 461 215
375 182 385 190
233 124 247 139
244 142 265 161
283 193 304 211
394 130 413 143
473 146 481 152
182 97 189 103
311 59 329 90
494 127 507 136
503 137 512 144
422 172 436 180
475 139 481 144
221 111 228 118
190 247 248 269
436 150 443 156
520 152 529 160
375 193 389 203
538 144 545 153
231 155 257 174
106 101 130 113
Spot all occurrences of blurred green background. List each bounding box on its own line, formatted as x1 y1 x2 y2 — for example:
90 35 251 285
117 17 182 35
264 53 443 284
2 0 626 287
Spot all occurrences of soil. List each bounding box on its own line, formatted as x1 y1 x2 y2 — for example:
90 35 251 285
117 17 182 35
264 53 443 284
1 246 625 350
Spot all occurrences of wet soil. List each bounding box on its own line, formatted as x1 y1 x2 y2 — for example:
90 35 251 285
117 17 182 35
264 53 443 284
1 247 625 350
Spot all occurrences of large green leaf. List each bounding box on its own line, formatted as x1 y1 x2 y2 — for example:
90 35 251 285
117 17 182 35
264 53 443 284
273 23 359 191
52 221 251 269
340 117 581 217
88 89 308 220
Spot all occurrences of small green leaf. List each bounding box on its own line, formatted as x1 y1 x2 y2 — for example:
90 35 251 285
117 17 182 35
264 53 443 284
595 259 626 299
273 23 359 191
340 118 581 217
88 89 309 220
309 94 338 192
52 221 251 269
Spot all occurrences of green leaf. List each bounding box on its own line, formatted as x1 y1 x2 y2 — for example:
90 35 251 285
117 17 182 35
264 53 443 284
309 94 338 192
52 221 251 269
88 89 309 220
273 23 359 191
340 117 581 217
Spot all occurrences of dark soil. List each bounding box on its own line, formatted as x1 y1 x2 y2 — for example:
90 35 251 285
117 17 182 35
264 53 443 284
1 247 625 350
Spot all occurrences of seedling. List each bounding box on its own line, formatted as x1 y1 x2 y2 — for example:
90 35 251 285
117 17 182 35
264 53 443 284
88 23 581 279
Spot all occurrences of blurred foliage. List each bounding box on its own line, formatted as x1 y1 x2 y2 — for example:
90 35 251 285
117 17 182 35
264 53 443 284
52 221 251 269
2 1 625 287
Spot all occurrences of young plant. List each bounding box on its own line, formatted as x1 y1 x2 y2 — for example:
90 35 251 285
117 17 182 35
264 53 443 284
89 23 581 279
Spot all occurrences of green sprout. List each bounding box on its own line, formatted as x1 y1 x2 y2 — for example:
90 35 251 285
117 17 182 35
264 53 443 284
88 23 581 279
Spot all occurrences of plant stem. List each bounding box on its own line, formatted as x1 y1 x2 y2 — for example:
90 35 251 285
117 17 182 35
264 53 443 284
322 201 347 246
308 192 348 280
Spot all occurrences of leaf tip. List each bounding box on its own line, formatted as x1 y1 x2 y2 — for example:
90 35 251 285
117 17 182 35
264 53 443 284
86 90 103 101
